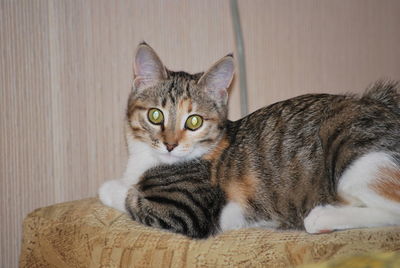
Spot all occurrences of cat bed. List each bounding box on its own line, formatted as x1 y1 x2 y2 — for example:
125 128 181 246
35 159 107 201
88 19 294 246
20 198 400 267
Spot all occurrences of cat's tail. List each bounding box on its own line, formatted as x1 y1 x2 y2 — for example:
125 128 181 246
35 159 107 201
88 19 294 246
362 80 400 114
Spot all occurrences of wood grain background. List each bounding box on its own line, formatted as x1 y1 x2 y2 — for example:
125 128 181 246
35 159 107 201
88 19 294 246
1 0 399 266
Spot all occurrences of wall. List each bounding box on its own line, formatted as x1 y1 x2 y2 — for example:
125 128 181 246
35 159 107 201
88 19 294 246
1 0 399 266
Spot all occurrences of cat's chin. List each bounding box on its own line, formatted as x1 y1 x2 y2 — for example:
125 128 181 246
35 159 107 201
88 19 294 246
156 145 210 164
156 152 189 164
155 147 208 164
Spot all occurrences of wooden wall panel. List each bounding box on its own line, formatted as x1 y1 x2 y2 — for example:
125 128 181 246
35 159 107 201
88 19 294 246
1 1 55 266
239 0 400 112
1 0 399 267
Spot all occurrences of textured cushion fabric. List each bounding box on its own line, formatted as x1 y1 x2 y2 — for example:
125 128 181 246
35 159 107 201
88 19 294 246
300 252 400 268
20 198 400 268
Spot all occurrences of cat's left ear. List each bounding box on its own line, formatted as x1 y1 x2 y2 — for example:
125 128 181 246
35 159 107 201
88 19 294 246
133 42 168 92
197 54 234 105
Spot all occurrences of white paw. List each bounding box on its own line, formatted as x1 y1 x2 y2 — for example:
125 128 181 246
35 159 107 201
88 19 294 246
98 181 114 207
219 202 248 231
98 179 130 212
304 205 337 234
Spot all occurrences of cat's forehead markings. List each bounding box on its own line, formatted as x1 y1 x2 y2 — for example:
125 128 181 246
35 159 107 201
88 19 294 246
185 82 192 98
188 100 193 113
167 106 177 127
178 98 193 113
169 92 177 105
178 99 184 109
161 97 167 107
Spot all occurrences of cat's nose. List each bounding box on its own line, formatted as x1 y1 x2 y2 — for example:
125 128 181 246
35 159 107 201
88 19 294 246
164 142 178 152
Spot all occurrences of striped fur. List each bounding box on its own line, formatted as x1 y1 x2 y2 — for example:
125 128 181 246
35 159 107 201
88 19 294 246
126 160 225 238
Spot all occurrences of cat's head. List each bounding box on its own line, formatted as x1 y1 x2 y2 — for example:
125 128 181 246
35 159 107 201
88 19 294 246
126 42 234 163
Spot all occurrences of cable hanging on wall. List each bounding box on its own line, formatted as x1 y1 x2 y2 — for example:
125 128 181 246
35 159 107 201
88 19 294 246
230 0 249 117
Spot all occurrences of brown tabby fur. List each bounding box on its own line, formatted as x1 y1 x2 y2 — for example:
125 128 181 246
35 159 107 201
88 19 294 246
207 90 400 228
125 43 400 238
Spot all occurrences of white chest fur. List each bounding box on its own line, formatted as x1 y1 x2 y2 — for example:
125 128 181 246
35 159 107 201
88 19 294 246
122 140 161 184
98 140 160 212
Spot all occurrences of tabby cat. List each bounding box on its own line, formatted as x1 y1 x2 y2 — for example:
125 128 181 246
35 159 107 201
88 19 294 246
99 42 400 238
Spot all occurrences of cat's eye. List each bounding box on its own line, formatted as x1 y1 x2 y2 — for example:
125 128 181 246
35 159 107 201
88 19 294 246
185 115 203 131
148 108 164 125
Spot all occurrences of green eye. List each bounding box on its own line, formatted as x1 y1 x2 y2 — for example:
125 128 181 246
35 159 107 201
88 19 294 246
185 115 203 131
148 108 164 125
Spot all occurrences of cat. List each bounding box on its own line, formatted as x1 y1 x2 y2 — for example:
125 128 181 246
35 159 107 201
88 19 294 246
99 42 400 238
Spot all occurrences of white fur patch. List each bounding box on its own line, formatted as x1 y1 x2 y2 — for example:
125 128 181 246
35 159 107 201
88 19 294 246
219 202 249 231
304 204 400 233
304 151 400 233
123 139 161 184
98 179 130 212
338 151 400 213
219 202 279 231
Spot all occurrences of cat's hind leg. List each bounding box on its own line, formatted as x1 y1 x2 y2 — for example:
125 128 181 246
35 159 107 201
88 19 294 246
304 151 400 234
304 205 400 233
219 202 279 231
219 202 249 231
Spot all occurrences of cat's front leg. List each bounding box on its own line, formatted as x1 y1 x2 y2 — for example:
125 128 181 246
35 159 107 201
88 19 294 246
99 140 160 212
98 178 131 212
98 172 146 213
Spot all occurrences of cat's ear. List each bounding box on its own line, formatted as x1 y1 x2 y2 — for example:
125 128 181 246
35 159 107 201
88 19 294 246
133 42 168 91
197 54 234 105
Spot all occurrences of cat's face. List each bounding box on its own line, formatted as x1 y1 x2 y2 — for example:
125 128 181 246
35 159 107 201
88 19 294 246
126 43 234 163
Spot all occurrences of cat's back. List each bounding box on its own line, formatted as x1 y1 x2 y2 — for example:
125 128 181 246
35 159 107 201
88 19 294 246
234 83 400 148
225 92 350 162
215 82 400 228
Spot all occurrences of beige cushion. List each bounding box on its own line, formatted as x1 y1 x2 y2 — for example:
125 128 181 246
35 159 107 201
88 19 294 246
20 198 400 267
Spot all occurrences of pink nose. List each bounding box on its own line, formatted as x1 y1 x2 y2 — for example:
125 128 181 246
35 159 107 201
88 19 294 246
164 142 178 152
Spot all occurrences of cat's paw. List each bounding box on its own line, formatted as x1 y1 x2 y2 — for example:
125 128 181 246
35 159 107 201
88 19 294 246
98 179 130 212
304 205 337 234
219 202 248 231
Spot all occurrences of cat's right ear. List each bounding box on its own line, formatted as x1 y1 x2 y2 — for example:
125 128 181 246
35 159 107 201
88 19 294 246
133 42 167 92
